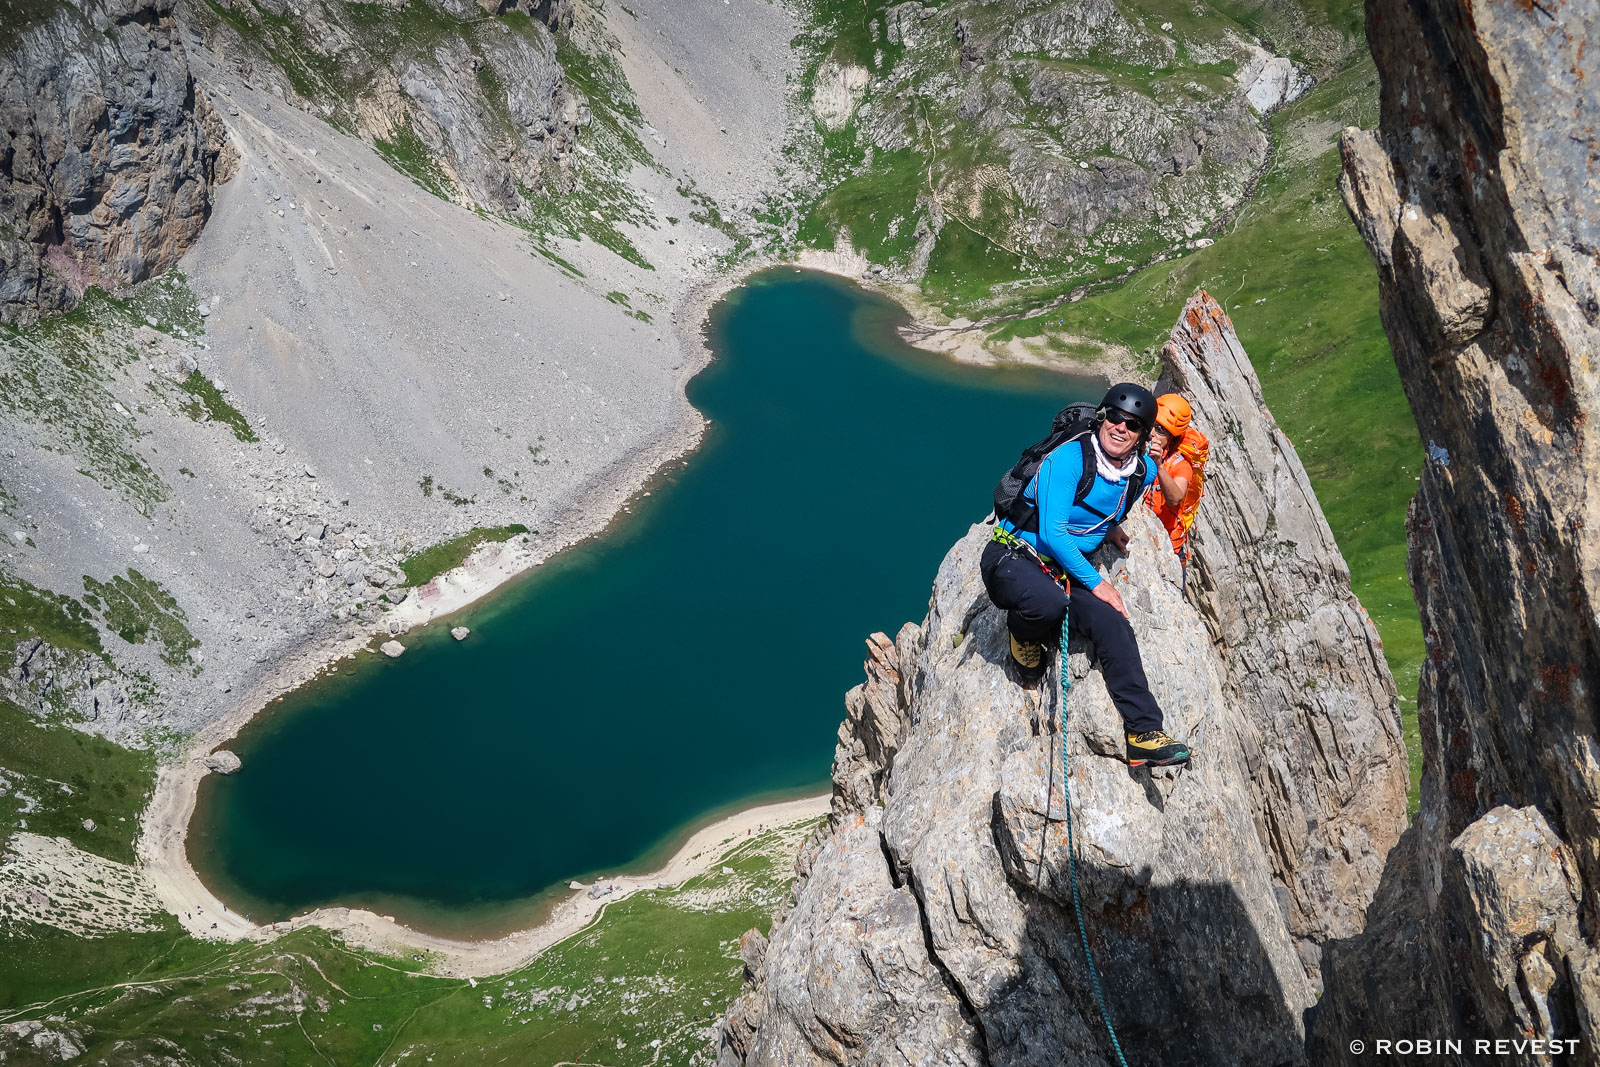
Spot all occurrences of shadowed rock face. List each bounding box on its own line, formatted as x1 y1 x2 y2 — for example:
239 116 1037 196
719 294 1406 1067
0 0 235 324
1309 0 1600 1058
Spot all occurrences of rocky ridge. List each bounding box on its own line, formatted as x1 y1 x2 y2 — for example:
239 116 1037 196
0 0 236 324
1309 0 1600 1058
1165 295 1409 976
719 293 1407 1066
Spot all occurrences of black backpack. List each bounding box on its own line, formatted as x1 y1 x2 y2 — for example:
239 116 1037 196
992 402 1123 534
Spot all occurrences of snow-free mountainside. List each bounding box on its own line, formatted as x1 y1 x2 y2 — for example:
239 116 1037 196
10 0 1579 1063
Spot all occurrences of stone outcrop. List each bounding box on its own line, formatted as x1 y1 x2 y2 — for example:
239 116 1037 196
720 294 1407 1066
0 0 235 324
198 749 241 774
187 0 582 212
4 639 136 724
1309 1 1600 1059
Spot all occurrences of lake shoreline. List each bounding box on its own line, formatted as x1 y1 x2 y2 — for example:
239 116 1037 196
162 791 830 978
791 248 1139 382
137 262 782 965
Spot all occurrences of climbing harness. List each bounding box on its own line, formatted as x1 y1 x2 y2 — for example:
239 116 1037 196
1052 622 1132 1067
990 524 1068 588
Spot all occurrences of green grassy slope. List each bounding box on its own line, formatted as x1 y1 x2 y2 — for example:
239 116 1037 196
786 0 1371 316
0 700 159 866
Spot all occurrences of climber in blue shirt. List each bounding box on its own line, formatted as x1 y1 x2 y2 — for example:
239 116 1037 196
980 383 1192 768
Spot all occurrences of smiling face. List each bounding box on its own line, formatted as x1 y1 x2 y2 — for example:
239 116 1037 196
1098 412 1141 460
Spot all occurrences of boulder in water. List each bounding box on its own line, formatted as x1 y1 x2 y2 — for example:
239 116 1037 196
200 750 242 775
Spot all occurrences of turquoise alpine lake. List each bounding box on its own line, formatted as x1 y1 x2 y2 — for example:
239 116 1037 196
189 269 1094 935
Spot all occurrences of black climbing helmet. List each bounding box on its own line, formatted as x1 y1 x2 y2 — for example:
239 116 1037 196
1097 383 1157 434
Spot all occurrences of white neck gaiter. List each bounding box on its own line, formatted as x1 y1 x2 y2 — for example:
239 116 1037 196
1090 432 1140 483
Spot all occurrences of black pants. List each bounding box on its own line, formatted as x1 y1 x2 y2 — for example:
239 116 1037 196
979 539 1164 734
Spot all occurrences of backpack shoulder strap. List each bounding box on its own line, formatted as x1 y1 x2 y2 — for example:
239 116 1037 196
1072 435 1096 507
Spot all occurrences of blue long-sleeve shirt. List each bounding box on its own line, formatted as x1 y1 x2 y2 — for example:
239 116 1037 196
999 441 1156 589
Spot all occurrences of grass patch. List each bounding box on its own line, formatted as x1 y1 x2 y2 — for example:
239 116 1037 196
119 271 205 338
0 698 157 864
808 0 903 74
514 10 657 270
0 0 65 49
0 572 101 657
178 370 256 442
399 525 530 587
81 570 199 669
799 146 927 264
375 119 454 202
0 286 173 509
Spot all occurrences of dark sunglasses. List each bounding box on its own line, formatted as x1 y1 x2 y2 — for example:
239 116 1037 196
1102 409 1147 433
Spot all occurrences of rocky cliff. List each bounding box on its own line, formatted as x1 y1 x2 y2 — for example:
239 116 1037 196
1309 0 1600 1058
0 0 235 324
719 292 1407 1066
185 0 583 216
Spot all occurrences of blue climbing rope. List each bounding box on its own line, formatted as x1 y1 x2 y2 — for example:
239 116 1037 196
1058 623 1132 1067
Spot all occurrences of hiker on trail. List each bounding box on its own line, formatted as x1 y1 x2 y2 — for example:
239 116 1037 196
981 383 1192 768
1144 393 1209 562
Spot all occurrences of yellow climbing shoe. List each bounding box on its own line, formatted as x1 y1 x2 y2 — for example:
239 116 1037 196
1126 730 1191 767
1009 634 1045 684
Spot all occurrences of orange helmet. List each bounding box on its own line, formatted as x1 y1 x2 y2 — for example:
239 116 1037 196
1155 393 1192 435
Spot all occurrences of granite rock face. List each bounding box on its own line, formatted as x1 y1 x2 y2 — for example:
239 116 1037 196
1309 0 1600 1059
0 0 235 323
720 296 1406 1066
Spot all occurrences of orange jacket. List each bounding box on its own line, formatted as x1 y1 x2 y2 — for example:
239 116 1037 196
1144 429 1208 554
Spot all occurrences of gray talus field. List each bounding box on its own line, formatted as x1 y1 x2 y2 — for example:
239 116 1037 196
0 0 795 734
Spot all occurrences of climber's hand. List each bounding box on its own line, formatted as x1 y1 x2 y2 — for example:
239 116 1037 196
1093 579 1129 620
1105 526 1130 553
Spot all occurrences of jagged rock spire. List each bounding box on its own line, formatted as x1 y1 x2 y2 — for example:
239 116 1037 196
720 295 1406 1066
